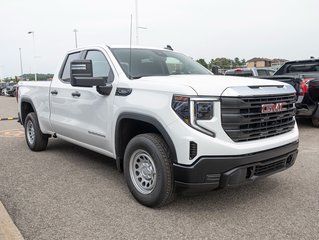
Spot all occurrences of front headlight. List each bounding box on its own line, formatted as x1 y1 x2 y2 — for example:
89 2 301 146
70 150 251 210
171 95 190 124
172 95 218 137
195 101 214 120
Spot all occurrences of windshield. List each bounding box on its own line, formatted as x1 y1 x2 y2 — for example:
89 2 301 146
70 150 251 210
110 48 211 79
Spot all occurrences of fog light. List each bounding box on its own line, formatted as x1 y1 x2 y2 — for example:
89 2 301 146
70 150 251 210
189 141 197 160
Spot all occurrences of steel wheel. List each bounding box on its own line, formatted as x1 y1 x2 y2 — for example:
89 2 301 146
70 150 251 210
26 120 35 145
24 112 48 151
124 133 175 207
129 150 157 194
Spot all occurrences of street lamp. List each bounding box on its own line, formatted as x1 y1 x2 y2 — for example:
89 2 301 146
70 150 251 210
27 31 37 81
135 0 147 45
19 48 24 78
0 65 3 82
135 0 139 44
73 29 78 48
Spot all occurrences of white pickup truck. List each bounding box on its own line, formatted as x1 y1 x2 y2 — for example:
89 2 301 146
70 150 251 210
17 45 299 207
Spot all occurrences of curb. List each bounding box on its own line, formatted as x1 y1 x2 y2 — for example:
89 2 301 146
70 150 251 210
0 117 18 121
0 201 24 240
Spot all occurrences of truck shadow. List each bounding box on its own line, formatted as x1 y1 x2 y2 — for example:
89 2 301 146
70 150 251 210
46 138 118 171
168 177 282 211
296 118 313 128
45 138 282 211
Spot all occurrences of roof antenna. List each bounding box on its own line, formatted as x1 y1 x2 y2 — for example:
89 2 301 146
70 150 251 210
129 14 133 79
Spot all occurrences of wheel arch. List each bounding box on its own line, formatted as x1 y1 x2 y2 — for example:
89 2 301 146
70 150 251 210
20 97 37 125
115 113 177 171
313 103 319 118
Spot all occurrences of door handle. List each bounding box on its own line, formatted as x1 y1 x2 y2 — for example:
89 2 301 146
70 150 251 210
51 90 58 95
72 91 81 97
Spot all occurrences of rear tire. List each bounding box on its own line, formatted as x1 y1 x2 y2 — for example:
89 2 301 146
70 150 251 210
24 112 48 151
124 133 175 208
312 117 319 128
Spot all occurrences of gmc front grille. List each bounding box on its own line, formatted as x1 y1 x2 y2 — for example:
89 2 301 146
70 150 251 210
221 94 296 142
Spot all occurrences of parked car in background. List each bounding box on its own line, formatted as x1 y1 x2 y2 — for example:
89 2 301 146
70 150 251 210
6 83 17 97
211 65 224 75
225 68 275 77
264 59 319 127
0 82 7 95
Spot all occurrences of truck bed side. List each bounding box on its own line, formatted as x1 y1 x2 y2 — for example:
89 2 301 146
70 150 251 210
18 81 53 134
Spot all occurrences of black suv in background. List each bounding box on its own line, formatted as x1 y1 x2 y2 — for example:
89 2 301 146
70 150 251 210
265 59 319 127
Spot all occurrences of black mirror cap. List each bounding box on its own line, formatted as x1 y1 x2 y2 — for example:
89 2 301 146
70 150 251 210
70 60 106 87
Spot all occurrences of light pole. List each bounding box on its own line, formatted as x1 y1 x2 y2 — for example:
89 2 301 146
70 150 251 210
27 31 37 81
138 26 147 38
0 65 3 82
19 48 24 78
135 0 147 45
135 0 139 45
73 29 78 48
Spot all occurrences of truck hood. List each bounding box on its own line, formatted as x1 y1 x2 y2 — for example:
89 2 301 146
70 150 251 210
137 75 295 96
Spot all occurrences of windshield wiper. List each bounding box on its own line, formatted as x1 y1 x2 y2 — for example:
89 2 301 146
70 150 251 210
131 76 144 79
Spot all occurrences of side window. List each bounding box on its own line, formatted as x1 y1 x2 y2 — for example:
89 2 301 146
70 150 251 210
257 69 269 76
61 52 81 81
85 51 113 82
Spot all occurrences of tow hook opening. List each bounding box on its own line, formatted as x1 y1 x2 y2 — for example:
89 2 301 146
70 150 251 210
246 167 255 179
286 154 293 165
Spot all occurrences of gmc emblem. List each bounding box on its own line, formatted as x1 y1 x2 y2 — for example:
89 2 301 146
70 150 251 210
261 102 287 113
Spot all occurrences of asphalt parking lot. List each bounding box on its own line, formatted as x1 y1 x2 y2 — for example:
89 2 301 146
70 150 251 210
0 95 318 240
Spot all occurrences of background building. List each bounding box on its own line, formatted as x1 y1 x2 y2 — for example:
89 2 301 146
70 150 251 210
246 58 272 68
271 58 289 70
246 58 289 69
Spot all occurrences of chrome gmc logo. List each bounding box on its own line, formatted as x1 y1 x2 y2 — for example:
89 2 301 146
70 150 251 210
261 102 287 113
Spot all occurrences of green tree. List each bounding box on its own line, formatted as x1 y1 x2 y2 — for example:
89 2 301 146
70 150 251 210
234 57 241 67
211 58 232 69
208 57 246 70
196 58 208 69
22 73 53 81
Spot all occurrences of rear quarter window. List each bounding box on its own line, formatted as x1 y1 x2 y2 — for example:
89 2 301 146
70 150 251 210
257 69 271 76
287 64 319 73
225 70 253 77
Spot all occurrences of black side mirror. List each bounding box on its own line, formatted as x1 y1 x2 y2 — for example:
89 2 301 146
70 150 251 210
70 60 106 87
97 83 113 95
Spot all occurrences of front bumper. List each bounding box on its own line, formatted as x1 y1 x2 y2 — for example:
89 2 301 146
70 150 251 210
174 141 298 192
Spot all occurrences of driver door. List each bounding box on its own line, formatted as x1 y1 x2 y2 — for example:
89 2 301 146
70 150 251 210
50 49 115 153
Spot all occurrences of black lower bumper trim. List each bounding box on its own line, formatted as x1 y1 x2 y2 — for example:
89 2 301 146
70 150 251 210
174 141 298 191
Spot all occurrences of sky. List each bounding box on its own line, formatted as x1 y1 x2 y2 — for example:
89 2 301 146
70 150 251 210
0 0 318 78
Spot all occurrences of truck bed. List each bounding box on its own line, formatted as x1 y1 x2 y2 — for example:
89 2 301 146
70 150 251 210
18 81 52 132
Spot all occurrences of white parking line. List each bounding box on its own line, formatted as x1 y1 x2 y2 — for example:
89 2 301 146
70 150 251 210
0 201 24 240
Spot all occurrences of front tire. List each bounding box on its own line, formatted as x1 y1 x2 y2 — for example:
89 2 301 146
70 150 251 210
24 112 48 151
124 133 175 208
312 117 319 127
